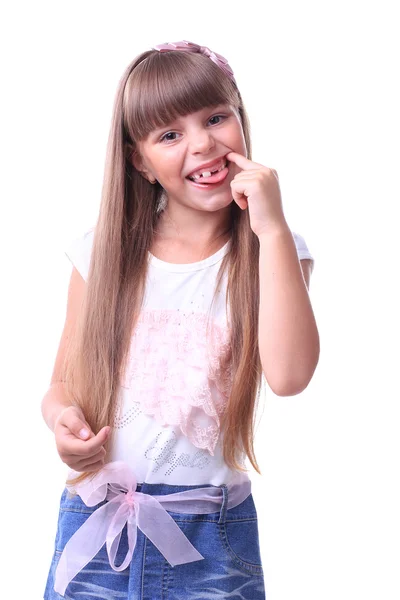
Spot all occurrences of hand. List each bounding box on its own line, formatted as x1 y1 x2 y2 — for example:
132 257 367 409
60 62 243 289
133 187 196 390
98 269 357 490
227 151 287 237
54 405 110 472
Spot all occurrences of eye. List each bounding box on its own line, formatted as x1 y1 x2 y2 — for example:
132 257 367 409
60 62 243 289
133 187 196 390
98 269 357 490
160 131 179 143
208 114 226 126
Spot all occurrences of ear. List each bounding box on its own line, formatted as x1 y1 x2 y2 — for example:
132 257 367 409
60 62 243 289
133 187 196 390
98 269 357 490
131 149 142 171
131 150 157 184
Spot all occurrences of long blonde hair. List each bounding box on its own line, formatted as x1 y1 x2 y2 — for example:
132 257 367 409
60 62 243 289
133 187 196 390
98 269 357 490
63 48 263 485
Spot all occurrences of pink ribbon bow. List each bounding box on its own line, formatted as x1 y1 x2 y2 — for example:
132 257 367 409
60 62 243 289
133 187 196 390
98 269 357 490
54 462 203 595
152 40 236 83
54 461 251 596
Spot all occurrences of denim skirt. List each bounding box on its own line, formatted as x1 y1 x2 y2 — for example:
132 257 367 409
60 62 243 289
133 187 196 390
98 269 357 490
44 480 266 600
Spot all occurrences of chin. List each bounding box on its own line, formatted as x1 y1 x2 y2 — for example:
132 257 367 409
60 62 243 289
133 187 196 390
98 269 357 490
192 190 233 210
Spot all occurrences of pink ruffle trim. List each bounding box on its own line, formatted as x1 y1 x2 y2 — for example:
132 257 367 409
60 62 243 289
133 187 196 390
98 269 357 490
120 310 233 455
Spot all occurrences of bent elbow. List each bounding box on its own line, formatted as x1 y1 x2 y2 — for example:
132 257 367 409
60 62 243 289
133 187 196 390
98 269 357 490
268 371 315 397
272 380 310 397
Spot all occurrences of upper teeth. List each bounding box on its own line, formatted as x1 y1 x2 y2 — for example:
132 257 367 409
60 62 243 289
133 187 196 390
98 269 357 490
190 159 227 180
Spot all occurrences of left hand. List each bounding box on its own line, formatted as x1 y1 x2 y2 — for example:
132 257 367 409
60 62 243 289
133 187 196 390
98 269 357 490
227 151 287 237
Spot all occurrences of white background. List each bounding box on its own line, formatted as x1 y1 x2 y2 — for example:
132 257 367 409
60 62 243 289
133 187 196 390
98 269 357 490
1 1 399 598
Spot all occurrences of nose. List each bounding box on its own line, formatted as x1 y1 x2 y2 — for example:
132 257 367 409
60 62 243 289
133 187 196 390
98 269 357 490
188 127 215 154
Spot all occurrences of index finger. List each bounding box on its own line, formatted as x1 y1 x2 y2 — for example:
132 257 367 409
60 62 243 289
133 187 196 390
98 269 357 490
226 151 264 170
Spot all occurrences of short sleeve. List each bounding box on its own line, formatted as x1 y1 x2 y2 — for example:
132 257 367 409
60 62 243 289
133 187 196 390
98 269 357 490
292 231 315 271
64 228 95 281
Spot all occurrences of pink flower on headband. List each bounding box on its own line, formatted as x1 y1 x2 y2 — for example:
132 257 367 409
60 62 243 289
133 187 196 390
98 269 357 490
152 40 236 84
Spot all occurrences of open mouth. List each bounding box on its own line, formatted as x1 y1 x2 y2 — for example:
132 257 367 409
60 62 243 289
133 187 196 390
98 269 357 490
186 158 230 186
187 158 227 181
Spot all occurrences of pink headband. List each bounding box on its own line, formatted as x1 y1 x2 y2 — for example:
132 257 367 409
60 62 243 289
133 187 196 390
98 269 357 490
152 40 236 84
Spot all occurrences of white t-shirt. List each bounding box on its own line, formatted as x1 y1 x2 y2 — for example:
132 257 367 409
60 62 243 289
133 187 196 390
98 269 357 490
65 227 314 486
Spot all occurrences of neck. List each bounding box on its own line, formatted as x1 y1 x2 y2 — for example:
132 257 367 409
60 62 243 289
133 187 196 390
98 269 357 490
152 203 232 263
155 202 232 249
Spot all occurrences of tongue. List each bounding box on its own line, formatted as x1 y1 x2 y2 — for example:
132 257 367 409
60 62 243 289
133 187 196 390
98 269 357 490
190 166 228 184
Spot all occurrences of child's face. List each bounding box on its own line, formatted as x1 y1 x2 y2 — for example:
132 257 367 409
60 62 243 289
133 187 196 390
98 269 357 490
133 103 247 213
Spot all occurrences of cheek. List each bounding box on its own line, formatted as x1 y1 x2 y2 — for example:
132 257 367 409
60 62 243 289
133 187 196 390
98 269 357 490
225 124 247 156
156 167 180 188
235 130 248 155
152 153 183 186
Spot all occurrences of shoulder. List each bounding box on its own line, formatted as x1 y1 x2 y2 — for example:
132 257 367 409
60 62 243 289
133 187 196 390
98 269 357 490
291 231 313 258
291 230 315 289
64 227 95 282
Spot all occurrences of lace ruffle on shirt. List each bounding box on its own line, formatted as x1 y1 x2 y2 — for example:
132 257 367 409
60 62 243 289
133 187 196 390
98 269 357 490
119 309 233 455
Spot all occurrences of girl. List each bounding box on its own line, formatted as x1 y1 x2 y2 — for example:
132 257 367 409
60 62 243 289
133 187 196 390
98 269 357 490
42 40 319 600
